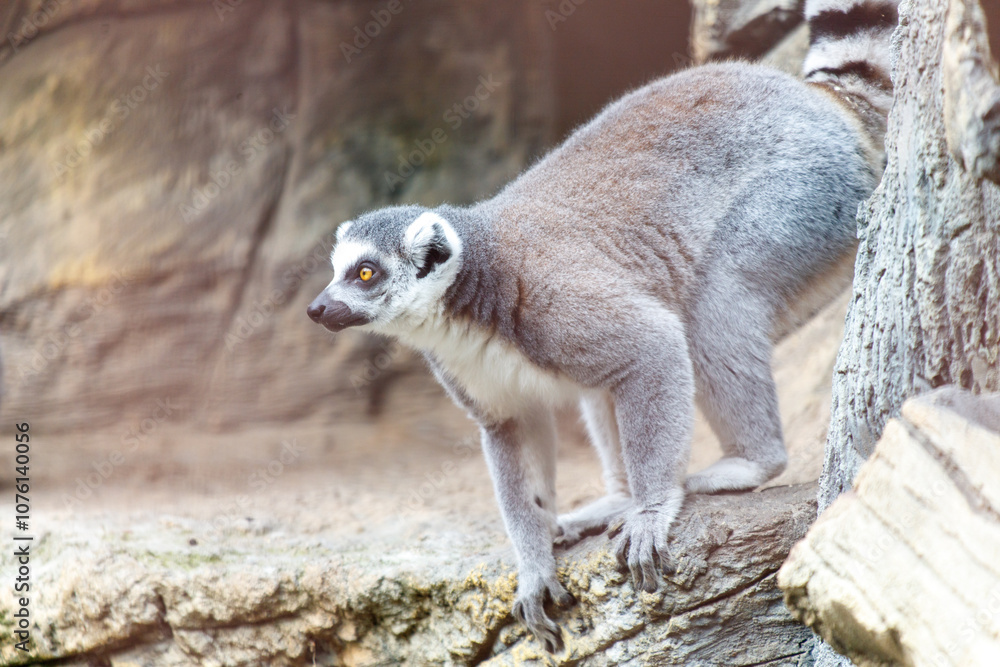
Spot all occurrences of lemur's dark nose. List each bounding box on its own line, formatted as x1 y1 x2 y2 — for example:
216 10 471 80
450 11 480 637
307 293 371 332
307 302 326 322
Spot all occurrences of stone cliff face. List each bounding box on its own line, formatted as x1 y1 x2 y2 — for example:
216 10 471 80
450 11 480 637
0 0 554 433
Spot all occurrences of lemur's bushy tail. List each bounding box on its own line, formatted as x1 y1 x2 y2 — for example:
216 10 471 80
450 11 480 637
803 0 901 123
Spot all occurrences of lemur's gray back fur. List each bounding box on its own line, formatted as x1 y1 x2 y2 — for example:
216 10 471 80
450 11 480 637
444 63 880 365
308 0 900 653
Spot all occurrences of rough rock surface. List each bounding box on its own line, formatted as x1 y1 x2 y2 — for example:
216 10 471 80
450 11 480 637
0 479 818 666
779 388 1000 666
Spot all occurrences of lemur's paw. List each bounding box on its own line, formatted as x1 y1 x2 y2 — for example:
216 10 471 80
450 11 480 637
555 493 632 548
511 574 574 653
684 456 784 494
607 497 681 593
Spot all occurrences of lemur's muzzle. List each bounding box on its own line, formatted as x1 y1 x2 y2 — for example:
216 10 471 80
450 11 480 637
307 294 371 332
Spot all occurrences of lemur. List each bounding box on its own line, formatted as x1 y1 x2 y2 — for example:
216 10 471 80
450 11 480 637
308 0 899 651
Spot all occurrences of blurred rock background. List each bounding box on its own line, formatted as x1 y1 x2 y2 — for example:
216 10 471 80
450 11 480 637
0 0 558 437
0 0 707 481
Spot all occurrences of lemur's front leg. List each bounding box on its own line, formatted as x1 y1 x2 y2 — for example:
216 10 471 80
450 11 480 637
480 410 574 652
607 310 694 593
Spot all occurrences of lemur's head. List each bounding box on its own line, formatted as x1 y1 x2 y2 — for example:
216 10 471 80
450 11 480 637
307 206 463 335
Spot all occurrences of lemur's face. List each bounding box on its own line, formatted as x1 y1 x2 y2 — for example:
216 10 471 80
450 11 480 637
307 208 462 335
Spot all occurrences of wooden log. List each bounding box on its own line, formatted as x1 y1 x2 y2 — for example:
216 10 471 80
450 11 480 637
780 388 1000 666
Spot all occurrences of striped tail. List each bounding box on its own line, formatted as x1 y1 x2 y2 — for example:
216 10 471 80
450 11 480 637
803 0 901 147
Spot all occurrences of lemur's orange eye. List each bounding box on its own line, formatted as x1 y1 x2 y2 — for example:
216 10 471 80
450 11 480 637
359 267 373 281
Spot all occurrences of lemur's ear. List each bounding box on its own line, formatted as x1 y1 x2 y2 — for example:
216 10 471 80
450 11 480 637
405 212 455 279
334 221 353 243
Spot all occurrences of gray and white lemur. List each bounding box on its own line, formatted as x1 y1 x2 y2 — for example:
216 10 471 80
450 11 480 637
308 0 899 651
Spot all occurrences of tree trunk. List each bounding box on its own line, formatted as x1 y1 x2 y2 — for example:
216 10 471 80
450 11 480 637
819 0 1000 511
814 0 1000 662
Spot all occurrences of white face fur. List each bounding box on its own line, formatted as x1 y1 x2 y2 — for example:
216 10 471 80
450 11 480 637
320 211 463 335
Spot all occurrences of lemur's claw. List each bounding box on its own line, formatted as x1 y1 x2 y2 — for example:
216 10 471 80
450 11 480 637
609 500 680 593
512 574 573 653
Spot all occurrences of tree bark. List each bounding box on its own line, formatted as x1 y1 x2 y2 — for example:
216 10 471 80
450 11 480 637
814 0 1000 663
819 0 1000 512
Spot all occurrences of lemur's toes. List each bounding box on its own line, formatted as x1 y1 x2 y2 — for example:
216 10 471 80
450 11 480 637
542 630 564 654
513 576 571 654
553 527 579 549
657 545 678 575
512 600 527 625
550 587 576 608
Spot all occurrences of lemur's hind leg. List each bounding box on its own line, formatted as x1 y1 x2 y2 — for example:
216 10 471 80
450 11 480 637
556 391 631 548
685 277 787 494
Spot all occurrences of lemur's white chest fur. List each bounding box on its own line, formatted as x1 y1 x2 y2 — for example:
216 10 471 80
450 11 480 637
402 311 581 420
